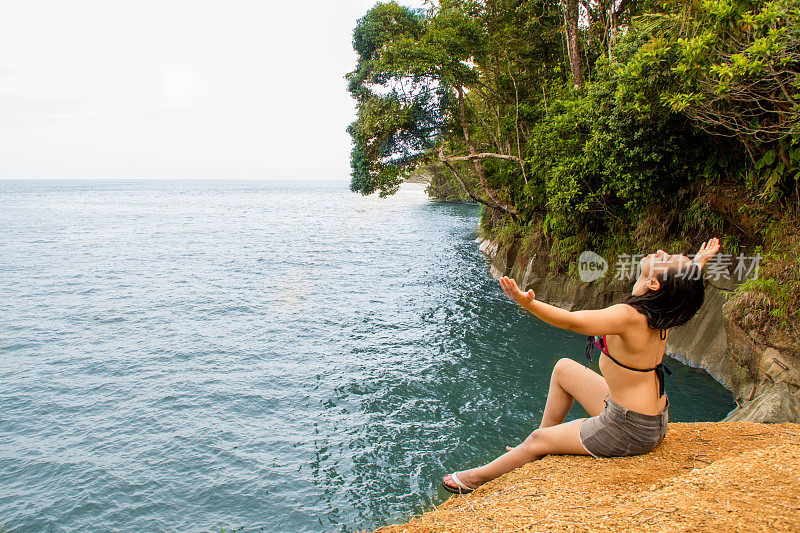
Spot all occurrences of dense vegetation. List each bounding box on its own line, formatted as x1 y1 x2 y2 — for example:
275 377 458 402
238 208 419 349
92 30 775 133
346 0 799 333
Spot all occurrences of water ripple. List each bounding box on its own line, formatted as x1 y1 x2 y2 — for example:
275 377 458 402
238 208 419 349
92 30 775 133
0 180 734 532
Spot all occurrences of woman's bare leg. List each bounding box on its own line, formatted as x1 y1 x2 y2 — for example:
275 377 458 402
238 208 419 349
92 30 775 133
444 358 608 491
444 419 589 488
539 358 609 428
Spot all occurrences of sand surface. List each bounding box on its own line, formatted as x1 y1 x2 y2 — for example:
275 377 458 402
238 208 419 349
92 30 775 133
374 422 800 532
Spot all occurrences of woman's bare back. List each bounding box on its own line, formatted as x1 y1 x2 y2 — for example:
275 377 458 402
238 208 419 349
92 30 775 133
601 311 669 415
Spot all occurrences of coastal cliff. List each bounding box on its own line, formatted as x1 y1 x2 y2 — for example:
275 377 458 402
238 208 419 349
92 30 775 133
375 422 800 532
478 237 800 424
369 232 800 533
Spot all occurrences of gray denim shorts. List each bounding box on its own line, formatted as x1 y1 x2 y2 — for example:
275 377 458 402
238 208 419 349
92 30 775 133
579 394 668 458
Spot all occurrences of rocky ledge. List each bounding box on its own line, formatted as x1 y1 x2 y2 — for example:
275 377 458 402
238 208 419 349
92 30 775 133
375 422 800 532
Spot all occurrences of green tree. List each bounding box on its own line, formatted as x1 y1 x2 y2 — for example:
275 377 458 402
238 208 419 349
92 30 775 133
347 0 565 213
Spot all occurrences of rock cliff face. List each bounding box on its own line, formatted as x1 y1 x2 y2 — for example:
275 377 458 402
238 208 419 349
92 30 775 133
477 238 800 423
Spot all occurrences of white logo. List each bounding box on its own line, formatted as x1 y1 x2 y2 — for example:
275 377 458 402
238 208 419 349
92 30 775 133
578 251 608 283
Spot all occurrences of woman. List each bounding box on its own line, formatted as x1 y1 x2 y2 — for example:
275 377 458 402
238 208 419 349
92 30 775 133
442 239 721 494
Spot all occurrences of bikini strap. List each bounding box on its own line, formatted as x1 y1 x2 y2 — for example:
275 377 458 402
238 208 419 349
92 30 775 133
654 362 672 398
608 351 672 397
586 335 672 397
602 350 658 373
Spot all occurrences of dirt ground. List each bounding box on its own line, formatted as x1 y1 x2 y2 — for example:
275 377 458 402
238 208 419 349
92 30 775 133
373 422 800 532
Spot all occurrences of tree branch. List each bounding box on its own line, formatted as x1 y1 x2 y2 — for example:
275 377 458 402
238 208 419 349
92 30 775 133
454 86 518 214
438 148 524 163
441 159 497 209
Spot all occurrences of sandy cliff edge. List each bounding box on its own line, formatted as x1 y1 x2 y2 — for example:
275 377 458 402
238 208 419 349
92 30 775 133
374 422 800 532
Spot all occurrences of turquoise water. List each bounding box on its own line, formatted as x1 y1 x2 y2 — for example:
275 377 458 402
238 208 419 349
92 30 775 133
0 180 734 532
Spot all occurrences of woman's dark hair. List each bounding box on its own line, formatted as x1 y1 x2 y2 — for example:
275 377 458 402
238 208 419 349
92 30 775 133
623 263 705 331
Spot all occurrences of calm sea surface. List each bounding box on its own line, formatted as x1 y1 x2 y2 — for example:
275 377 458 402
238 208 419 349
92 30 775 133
0 180 734 532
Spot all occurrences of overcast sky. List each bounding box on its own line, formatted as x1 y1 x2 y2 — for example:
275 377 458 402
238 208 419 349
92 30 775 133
0 0 425 180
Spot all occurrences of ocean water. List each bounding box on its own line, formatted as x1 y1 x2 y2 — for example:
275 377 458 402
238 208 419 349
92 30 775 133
0 180 734 532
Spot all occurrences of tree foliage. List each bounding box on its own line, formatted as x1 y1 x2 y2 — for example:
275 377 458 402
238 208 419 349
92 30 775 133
346 0 800 262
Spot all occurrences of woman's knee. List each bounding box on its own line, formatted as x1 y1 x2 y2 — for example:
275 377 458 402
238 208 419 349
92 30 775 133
520 429 544 457
552 357 577 381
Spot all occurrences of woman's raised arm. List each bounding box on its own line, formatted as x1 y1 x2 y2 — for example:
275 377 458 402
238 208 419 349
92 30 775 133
498 276 638 336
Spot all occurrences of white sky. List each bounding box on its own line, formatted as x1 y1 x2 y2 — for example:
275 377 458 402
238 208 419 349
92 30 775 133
0 0 426 180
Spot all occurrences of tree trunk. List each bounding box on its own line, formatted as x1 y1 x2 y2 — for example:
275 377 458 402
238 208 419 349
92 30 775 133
608 3 616 59
563 0 583 88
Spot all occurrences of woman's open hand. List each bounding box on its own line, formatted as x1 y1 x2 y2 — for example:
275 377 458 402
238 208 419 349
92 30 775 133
499 276 535 306
693 237 721 270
